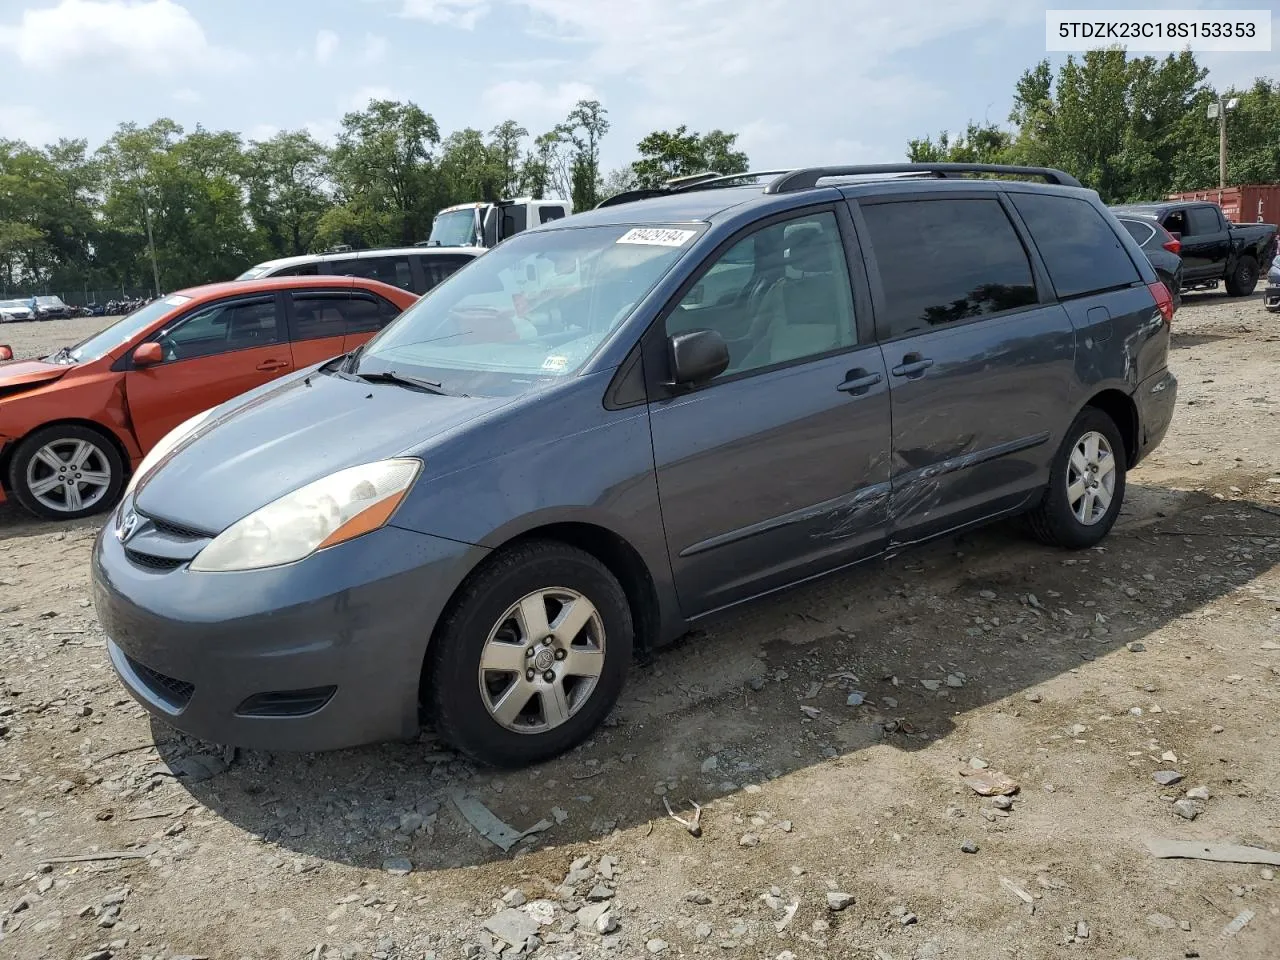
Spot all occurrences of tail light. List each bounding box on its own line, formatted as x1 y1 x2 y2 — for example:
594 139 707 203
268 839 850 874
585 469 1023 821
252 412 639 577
1162 236 1181 255
1148 280 1174 325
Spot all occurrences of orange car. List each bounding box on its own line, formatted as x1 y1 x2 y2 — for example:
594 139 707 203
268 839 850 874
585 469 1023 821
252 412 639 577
0 276 417 520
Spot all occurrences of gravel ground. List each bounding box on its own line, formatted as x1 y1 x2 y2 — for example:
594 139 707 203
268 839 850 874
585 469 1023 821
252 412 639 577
1 293 1279 960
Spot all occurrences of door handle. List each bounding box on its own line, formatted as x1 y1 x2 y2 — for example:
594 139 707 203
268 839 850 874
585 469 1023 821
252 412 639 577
256 359 289 372
891 353 933 378
836 368 883 395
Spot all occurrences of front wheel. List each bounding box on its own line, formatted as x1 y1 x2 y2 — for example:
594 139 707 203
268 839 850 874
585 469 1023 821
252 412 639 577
425 540 633 767
8 424 125 521
1224 256 1259 297
1027 408 1126 549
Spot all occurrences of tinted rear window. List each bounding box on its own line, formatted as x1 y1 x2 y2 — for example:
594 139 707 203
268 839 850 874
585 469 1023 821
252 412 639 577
1010 193 1141 299
1119 218 1156 248
860 197 1037 339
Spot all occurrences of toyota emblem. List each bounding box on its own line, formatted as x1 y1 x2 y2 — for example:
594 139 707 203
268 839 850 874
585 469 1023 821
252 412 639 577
118 510 138 542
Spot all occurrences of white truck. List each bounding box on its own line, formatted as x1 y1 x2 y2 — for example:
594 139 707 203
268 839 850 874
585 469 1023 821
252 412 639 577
422 198 570 250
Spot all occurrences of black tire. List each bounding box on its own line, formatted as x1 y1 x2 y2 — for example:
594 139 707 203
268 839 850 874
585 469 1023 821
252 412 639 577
1224 256 1259 297
8 424 126 521
1027 407 1127 549
425 540 633 768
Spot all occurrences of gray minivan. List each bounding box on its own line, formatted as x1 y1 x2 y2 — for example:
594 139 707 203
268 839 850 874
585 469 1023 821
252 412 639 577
93 164 1177 768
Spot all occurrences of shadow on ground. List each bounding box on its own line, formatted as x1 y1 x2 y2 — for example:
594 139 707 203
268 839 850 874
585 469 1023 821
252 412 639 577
131 482 1280 872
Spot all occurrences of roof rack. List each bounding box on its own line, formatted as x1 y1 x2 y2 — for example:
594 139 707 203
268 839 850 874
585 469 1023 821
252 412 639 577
765 163 1083 193
594 170 793 209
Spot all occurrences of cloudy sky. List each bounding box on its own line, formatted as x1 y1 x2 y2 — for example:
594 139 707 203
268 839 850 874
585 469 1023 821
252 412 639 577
1 0 1274 174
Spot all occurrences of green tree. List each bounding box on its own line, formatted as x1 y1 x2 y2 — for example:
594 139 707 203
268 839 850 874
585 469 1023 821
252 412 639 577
328 99 443 246
439 127 502 202
907 121 1013 164
561 99 610 210
631 125 749 188
488 120 528 196
244 130 331 257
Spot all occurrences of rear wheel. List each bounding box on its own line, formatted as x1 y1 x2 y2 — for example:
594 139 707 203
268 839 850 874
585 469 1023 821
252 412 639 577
426 540 633 767
1027 408 1126 549
1225 256 1259 297
8 424 125 521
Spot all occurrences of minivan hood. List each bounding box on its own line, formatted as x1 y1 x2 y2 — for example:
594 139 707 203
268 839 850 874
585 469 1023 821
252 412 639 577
0 358 70 389
134 369 511 533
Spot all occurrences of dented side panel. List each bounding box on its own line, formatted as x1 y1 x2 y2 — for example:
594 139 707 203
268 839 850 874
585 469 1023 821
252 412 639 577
883 304 1077 543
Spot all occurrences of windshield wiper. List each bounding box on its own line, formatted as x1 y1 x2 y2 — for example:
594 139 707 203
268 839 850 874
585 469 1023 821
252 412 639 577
354 369 455 396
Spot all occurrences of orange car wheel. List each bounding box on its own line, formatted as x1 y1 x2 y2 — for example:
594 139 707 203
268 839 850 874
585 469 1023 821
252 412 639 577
8 424 125 522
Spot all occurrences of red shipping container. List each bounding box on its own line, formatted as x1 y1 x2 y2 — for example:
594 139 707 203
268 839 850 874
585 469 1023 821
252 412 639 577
1164 184 1280 226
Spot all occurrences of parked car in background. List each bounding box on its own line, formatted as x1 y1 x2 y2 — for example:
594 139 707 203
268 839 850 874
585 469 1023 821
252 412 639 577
0 300 36 322
90 162 1176 768
0 276 417 520
1265 261 1279 312
1115 214 1184 309
1110 200 1277 297
34 295 76 320
238 245 484 296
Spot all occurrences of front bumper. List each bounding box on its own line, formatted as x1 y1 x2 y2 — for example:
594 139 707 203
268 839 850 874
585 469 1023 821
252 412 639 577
92 517 485 752
1265 284 1280 312
1133 367 1177 466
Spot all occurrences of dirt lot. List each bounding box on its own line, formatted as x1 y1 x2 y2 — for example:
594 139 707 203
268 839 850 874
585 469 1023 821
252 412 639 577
2 295 1279 960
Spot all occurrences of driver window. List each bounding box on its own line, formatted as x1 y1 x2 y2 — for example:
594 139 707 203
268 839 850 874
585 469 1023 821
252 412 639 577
665 211 857 378
162 298 281 361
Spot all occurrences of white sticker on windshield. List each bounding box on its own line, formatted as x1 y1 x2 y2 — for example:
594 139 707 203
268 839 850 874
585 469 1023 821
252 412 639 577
616 227 697 247
163 295 192 306
542 355 569 372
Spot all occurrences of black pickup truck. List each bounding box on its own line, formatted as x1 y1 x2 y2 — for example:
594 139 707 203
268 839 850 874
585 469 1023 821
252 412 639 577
1111 200 1277 297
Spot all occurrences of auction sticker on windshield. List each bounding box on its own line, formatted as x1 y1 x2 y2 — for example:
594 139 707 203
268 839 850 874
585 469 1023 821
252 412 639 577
616 228 697 247
163 295 192 306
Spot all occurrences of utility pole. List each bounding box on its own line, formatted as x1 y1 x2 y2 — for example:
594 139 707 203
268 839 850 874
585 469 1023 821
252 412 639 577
1208 96 1239 189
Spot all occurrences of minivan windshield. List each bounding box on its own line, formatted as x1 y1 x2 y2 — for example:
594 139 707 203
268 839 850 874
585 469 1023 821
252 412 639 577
354 223 703 394
57 295 190 364
236 264 274 280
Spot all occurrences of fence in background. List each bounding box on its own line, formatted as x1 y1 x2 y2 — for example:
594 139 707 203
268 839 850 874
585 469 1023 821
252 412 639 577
0 286 157 307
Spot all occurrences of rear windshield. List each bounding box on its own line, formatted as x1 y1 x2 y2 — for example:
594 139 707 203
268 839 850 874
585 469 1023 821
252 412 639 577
1011 193 1142 299
355 224 703 395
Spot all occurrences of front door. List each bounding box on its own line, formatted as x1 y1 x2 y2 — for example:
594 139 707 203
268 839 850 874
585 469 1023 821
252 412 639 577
124 294 294 451
853 193 1078 543
1162 206 1229 280
648 209 892 617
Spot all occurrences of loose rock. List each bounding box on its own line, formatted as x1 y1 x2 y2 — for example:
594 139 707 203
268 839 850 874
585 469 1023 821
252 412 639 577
827 891 855 912
1172 798 1199 820
1152 770 1184 787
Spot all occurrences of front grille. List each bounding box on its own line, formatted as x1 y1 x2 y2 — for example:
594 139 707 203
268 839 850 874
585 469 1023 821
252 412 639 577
124 548 183 571
125 653 195 709
149 515 212 539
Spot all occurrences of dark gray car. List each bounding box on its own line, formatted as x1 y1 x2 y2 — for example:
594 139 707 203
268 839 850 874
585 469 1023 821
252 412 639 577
92 163 1178 768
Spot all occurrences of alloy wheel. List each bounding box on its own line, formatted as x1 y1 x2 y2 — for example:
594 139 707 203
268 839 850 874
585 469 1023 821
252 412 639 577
1066 430 1116 526
25 438 113 514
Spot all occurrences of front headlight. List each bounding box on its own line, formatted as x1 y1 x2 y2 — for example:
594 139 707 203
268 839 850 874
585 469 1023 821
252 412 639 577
125 407 216 496
190 459 422 572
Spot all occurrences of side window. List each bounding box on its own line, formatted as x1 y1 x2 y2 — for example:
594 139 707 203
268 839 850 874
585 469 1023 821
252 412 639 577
502 206 528 237
860 198 1037 338
417 254 474 290
1009 193 1141 301
539 206 566 224
1119 219 1155 248
290 292 352 340
1162 209 1189 237
346 294 399 333
330 256 414 291
665 210 857 378
1186 206 1222 236
162 298 280 360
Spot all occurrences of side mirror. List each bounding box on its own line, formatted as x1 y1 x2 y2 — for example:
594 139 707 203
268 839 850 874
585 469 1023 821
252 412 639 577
667 329 729 388
133 342 163 367
0 345 12 362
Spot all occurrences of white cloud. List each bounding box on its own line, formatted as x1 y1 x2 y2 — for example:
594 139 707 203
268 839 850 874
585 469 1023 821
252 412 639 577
315 28 339 64
0 105 59 146
480 79 596 126
400 0 490 29
338 86 401 113
362 33 390 64
502 0 1038 166
0 0 239 74
171 87 201 103
246 123 280 143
